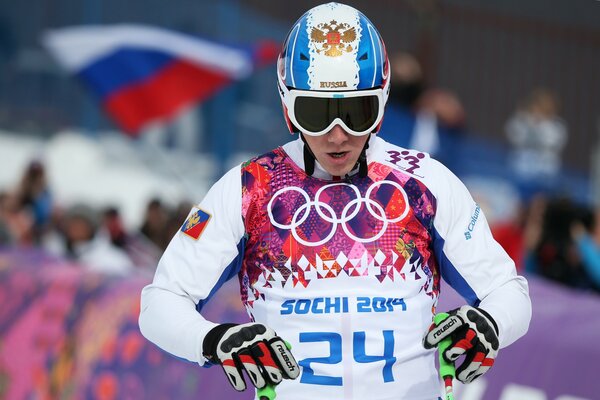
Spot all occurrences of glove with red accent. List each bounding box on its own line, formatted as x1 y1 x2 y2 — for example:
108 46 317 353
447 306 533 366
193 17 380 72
202 322 300 392
423 306 500 383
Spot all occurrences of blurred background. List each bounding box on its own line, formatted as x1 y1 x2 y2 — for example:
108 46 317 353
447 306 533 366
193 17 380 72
0 0 598 399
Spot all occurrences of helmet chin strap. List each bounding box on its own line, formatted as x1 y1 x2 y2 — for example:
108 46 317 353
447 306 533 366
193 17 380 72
300 133 316 176
357 139 369 178
300 133 370 178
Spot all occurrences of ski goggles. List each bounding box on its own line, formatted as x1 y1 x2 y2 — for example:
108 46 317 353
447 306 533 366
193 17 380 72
279 82 385 137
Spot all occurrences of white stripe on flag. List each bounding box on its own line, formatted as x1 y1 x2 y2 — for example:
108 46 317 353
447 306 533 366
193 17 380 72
42 24 252 78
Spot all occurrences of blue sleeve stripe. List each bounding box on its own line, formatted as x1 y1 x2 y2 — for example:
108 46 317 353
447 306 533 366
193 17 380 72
432 226 480 306
195 235 246 313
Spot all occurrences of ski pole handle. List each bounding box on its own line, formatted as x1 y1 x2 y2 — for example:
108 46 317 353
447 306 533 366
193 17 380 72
256 341 293 400
434 312 456 400
257 385 277 400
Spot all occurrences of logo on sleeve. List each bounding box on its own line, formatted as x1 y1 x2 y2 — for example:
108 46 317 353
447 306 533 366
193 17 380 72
386 150 425 176
181 207 211 240
464 204 481 240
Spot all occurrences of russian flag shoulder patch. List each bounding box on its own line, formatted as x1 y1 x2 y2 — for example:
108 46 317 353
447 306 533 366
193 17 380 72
181 207 211 240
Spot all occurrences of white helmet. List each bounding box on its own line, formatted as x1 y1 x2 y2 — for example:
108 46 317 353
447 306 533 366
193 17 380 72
277 2 390 138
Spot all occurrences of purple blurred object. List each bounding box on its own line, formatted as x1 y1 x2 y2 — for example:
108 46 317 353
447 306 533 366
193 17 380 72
0 249 596 399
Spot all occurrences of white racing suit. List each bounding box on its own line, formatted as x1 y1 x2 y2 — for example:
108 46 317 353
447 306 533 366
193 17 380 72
139 135 531 400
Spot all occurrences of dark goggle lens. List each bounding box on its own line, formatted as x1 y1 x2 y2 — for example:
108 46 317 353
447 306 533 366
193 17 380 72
294 95 379 133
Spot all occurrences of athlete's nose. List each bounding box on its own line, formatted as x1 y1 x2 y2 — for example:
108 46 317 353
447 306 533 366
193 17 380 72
327 125 349 145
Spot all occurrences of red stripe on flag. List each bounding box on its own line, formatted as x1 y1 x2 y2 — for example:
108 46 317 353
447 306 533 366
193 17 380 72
104 59 231 134
254 40 280 67
182 218 208 240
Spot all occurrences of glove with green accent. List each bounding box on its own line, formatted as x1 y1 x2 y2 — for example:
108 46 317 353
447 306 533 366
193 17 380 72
423 306 499 383
202 322 300 392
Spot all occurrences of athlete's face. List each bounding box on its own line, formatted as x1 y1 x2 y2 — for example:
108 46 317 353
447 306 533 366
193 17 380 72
302 125 370 177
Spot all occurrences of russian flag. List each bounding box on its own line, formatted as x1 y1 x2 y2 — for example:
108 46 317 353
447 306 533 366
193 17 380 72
181 207 211 240
43 25 279 135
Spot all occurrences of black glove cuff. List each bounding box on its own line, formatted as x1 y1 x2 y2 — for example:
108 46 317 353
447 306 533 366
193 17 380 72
476 307 499 335
202 323 238 363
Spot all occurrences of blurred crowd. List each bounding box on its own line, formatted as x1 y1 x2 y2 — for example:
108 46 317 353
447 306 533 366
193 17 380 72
1 50 598 295
0 160 192 275
2 157 600 294
492 194 600 293
381 51 599 295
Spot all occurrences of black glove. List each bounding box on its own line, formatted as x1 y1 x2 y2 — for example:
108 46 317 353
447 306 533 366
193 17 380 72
202 322 300 391
423 306 500 383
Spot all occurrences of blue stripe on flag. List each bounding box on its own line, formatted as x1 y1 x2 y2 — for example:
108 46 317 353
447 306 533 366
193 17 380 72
78 47 175 99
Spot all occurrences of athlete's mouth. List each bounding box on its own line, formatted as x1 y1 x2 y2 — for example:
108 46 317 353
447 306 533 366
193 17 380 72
328 151 348 159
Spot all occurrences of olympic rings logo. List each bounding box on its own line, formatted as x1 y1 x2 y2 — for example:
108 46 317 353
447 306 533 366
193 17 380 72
267 181 409 247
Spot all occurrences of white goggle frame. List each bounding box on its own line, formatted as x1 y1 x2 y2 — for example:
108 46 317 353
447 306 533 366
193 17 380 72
278 77 385 137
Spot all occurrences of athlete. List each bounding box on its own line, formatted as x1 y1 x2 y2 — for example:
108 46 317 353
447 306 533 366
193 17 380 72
139 3 531 399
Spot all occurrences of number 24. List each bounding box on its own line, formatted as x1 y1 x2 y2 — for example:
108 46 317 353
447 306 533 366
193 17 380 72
298 331 396 386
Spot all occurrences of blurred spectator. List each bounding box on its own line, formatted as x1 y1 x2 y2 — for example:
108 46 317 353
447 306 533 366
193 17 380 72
46 204 135 275
527 197 597 291
571 208 600 289
0 194 9 244
412 88 466 163
417 88 466 131
389 52 425 110
380 52 426 150
380 51 466 167
491 194 546 272
103 205 162 272
505 88 567 187
521 195 548 272
0 191 34 245
590 118 600 207
15 160 53 242
490 206 526 271
103 206 128 249
140 198 170 250
164 200 194 240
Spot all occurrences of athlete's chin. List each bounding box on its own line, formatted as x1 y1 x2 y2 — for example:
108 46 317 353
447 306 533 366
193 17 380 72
322 162 355 177
318 153 360 177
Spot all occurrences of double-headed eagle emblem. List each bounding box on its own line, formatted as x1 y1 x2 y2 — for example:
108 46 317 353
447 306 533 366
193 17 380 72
183 212 200 230
310 20 356 57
